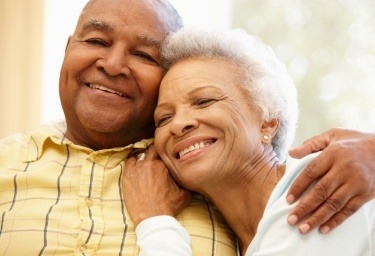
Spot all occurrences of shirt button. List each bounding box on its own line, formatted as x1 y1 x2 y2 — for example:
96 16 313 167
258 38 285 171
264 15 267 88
85 197 93 207
79 245 87 254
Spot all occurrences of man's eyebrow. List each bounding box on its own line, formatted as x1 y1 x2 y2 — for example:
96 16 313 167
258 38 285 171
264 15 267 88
82 18 114 32
137 34 162 48
80 19 162 47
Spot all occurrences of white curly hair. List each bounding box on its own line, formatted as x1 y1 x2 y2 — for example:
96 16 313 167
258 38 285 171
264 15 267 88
161 27 299 161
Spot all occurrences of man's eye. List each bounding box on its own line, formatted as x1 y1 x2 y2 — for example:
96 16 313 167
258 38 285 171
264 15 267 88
86 38 108 46
134 52 158 64
155 115 172 128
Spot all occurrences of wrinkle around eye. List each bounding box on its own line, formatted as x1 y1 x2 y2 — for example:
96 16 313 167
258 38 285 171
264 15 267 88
155 114 173 128
85 38 109 47
132 51 160 65
195 98 218 108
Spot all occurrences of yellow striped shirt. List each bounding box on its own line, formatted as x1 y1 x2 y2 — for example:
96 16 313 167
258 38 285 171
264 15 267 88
0 122 237 255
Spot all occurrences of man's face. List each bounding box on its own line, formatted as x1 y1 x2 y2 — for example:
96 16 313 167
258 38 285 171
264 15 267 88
59 0 172 149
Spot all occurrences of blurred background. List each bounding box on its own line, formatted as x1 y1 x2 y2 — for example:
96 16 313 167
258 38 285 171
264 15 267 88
1 0 374 145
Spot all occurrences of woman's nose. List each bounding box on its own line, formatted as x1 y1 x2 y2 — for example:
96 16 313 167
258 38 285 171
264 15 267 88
169 113 199 137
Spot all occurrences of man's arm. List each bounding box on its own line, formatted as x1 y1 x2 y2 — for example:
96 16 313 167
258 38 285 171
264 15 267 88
287 128 375 233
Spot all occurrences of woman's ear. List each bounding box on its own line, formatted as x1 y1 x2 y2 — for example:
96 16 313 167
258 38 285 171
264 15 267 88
261 118 279 143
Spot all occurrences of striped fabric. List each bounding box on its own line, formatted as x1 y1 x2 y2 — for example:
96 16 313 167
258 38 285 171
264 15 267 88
0 122 237 255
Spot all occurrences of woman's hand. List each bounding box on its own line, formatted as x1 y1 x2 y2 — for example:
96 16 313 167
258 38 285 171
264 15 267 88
287 128 375 233
123 145 191 227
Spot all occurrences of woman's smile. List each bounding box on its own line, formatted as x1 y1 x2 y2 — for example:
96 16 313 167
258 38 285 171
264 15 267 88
176 139 216 160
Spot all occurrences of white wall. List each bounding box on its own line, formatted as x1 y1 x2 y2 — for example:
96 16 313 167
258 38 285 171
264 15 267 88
41 0 232 124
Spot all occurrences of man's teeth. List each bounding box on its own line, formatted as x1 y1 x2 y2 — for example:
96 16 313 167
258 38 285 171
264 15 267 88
89 84 124 97
178 140 213 158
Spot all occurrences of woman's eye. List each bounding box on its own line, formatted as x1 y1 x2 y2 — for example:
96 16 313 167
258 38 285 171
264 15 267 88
196 98 216 107
155 115 172 128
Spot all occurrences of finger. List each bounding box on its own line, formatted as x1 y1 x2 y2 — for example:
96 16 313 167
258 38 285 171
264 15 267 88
318 197 362 234
288 171 340 225
287 151 334 204
126 152 138 166
288 143 316 159
289 133 331 159
146 145 159 159
294 184 351 234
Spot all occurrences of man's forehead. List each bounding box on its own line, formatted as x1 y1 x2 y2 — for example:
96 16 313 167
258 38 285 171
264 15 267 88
82 18 114 31
78 17 163 48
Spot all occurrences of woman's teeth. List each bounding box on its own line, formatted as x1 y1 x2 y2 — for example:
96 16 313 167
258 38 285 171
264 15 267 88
178 140 213 158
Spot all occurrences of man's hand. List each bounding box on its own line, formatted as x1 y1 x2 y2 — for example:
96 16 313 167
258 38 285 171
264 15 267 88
287 128 375 233
123 145 191 227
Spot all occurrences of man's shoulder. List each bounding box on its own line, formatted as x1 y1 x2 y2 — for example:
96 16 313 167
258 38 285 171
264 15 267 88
0 131 34 149
0 131 34 164
0 121 66 163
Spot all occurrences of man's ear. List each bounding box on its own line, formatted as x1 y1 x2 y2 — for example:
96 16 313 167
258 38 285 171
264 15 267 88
260 118 279 142
65 36 72 51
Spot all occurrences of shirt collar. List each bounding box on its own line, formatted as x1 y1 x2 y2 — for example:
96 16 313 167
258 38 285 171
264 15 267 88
24 121 154 162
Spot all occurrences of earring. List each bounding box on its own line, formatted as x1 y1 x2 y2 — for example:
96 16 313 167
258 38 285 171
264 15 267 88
263 135 269 141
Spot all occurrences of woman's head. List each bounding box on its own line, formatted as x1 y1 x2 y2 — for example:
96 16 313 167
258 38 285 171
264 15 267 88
160 27 298 161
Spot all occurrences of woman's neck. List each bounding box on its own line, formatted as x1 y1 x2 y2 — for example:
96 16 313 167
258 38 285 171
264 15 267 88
201 152 285 255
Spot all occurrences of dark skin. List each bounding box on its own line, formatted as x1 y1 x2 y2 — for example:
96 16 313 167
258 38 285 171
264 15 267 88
59 0 175 150
287 128 375 233
58 0 189 235
123 146 190 227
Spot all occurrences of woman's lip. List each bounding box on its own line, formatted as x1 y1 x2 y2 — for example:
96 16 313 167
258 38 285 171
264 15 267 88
172 136 217 159
177 140 215 159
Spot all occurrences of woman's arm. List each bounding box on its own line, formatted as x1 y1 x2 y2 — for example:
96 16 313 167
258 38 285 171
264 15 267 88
122 145 192 255
136 216 192 256
287 128 375 233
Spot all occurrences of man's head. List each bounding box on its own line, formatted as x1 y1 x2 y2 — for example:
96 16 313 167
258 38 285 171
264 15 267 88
59 0 183 150
80 0 183 32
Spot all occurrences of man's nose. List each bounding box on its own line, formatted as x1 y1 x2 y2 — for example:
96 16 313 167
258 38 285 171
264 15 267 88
97 46 131 77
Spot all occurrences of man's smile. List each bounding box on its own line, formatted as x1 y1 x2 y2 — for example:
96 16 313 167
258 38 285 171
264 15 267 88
87 83 127 98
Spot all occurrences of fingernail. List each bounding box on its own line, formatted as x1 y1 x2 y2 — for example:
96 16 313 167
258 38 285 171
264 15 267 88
320 225 330 234
287 214 298 225
299 223 310 234
286 194 295 204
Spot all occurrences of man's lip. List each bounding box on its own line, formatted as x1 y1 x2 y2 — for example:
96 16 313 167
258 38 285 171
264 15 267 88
85 83 129 98
173 136 217 159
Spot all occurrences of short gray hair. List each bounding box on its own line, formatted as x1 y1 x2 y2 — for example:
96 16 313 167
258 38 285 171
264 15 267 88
161 27 298 160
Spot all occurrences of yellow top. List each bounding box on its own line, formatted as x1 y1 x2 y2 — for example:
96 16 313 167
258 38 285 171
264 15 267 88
0 122 236 256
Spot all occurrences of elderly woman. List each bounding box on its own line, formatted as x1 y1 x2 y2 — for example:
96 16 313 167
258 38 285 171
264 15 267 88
123 27 375 255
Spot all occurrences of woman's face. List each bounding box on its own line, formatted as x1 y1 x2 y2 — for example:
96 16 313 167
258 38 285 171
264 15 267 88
154 58 266 191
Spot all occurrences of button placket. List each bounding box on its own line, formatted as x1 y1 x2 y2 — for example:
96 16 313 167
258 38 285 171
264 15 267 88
85 197 93 208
